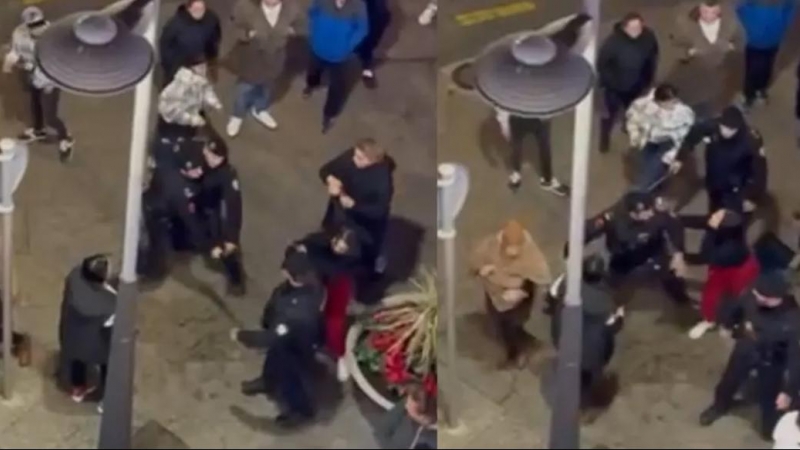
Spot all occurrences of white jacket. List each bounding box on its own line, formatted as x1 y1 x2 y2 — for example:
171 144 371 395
625 89 695 164
3 24 55 91
774 412 800 449
158 67 221 126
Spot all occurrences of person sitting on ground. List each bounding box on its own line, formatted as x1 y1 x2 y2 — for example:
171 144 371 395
58 254 117 413
471 220 552 369
375 383 438 449
625 83 696 191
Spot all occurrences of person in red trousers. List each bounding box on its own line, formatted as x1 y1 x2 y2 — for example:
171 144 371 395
287 227 364 382
683 207 759 339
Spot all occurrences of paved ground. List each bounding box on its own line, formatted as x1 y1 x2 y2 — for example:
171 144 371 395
438 0 800 448
0 0 436 448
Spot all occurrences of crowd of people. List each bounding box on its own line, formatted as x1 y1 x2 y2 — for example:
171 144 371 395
473 0 800 445
2 0 436 446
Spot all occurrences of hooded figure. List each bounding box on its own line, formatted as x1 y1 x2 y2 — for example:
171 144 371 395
678 106 765 212
547 255 624 401
58 255 117 404
159 0 222 85
668 0 745 118
471 220 552 368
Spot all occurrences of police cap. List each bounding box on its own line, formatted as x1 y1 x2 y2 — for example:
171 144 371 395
754 271 790 298
623 190 655 213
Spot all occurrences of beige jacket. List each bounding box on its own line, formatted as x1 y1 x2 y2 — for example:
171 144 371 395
672 4 745 68
228 0 303 85
470 231 552 312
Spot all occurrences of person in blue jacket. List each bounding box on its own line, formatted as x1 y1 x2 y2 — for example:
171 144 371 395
304 0 368 134
737 0 796 108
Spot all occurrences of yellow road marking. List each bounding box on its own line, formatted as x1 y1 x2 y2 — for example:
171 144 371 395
455 1 536 27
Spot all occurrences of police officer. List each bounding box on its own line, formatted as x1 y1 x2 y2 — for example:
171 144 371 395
676 106 766 213
576 191 692 306
699 272 800 440
139 137 207 279
197 137 245 295
231 251 324 427
546 255 625 407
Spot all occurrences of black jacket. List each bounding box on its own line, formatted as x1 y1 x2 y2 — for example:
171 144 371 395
159 5 222 78
198 164 243 245
238 281 324 352
679 121 766 204
144 166 209 252
549 278 622 372
700 213 751 268
584 203 686 265
58 268 116 365
288 231 363 280
319 149 394 244
597 23 659 94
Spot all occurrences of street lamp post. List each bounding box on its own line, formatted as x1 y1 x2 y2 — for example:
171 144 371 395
437 163 469 428
34 0 159 447
0 138 29 400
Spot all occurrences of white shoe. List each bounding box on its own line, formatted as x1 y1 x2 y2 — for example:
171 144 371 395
337 358 350 383
97 402 104 414
689 321 715 340
227 117 243 137
252 110 278 130
418 3 437 26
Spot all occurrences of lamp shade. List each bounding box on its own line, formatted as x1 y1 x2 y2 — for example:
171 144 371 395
438 163 470 233
474 15 595 118
35 11 154 96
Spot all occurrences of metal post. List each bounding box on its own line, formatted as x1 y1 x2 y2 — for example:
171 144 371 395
548 0 599 448
98 0 159 447
438 165 458 427
0 148 13 399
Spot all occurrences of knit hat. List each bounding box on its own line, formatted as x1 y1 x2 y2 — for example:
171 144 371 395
753 271 790 298
21 6 46 28
719 106 745 130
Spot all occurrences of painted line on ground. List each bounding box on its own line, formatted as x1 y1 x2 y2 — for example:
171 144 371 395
454 1 536 27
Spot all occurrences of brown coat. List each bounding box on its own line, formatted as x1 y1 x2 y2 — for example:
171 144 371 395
668 4 745 110
228 0 303 85
470 231 552 312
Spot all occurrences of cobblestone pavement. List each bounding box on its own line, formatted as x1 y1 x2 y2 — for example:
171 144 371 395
0 0 436 447
438 0 800 448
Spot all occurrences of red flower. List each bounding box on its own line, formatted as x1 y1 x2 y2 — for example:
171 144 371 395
384 348 410 384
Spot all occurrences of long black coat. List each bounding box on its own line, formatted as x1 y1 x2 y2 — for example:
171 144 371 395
58 268 116 365
159 5 222 82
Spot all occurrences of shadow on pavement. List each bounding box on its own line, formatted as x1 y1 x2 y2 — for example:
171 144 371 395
356 215 426 305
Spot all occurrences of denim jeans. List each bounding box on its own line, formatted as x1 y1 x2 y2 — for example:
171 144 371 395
635 142 671 191
232 82 270 118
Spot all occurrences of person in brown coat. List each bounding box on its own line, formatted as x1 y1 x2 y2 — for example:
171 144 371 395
226 0 303 137
669 0 745 119
471 220 552 369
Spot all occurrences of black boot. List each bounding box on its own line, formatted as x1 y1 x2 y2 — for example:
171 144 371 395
699 404 726 427
241 378 267 397
275 410 314 428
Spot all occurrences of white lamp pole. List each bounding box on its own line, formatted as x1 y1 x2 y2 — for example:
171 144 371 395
548 0 599 448
437 163 469 428
0 138 28 400
98 1 159 447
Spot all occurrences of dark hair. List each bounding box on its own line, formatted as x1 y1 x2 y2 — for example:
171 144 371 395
355 138 386 163
583 255 606 284
181 54 207 69
653 84 678 102
702 0 721 7
406 383 437 420
81 254 110 284
333 227 360 255
621 12 644 26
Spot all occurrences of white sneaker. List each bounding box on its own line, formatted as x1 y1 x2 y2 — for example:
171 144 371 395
252 110 278 130
689 321 715 340
97 402 104 414
227 117 243 137
418 3 437 26
337 358 350 383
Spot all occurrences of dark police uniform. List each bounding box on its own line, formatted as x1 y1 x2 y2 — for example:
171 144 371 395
701 274 800 438
139 137 207 279
198 162 244 291
581 193 691 304
235 252 324 423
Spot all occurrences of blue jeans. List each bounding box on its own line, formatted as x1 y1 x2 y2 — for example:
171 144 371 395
635 142 670 191
232 82 270 118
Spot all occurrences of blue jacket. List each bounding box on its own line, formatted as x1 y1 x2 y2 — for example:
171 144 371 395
309 0 368 63
737 0 796 49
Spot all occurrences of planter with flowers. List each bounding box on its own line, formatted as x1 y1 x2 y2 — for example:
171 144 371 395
345 271 438 410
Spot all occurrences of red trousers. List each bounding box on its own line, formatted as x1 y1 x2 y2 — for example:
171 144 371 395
701 256 759 322
324 275 353 358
